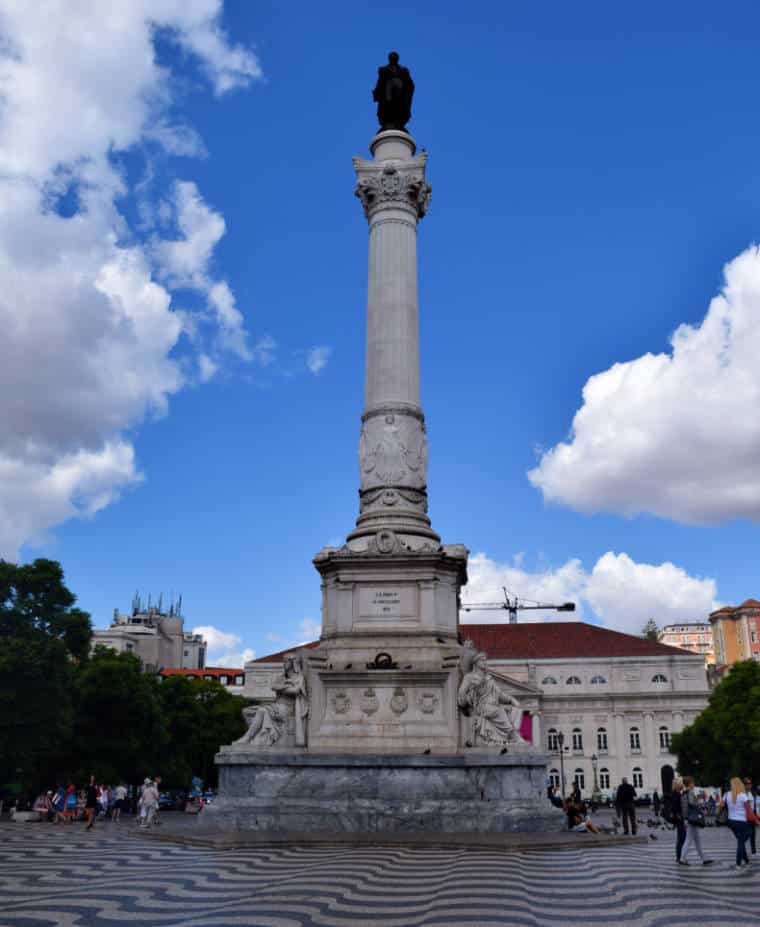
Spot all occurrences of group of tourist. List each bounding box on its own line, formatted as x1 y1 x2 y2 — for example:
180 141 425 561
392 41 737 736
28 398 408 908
666 774 759 869
30 776 162 828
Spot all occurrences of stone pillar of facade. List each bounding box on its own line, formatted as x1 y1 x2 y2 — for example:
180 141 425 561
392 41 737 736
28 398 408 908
347 130 439 550
530 710 541 748
613 712 626 766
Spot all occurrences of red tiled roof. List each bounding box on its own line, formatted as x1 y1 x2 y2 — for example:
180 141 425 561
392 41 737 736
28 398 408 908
160 667 243 677
254 641 321 663
739 599 760 609
253 622 692 662
460 622 692 659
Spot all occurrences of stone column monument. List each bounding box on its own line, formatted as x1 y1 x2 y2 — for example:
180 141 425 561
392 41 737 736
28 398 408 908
205 54 562 833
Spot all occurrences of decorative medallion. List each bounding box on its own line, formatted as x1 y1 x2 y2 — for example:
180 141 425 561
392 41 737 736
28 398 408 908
331 691 351 715
390 687 409 715
417 691 439 715
376 529 396 554
360 687 379 716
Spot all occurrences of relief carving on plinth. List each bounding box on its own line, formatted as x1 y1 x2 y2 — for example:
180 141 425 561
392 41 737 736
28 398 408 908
353 156 431 220
359 412 428 490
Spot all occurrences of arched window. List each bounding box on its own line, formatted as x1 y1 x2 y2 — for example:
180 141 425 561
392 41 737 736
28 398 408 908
566 675 582 685
597 727 608 752
541 675 558 685
590 675 607 685
632 767 644 789
652 673 668 684
572 727 583 751
574 768 585 791
549 768 560 789
599 767 610 789
659 726 671 750
629 727 641 752
547 728 559 752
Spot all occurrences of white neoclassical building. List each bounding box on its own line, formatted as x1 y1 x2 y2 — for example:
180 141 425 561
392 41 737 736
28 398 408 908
245 620 709 799
463 621 709 798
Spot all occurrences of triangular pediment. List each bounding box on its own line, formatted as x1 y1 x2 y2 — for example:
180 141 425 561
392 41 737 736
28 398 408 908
489 669 542 696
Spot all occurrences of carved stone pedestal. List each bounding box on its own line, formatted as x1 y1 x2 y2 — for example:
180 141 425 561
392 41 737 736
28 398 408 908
202 751 565 833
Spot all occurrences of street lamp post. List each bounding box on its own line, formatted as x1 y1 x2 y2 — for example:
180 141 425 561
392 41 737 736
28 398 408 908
591 753 601 805
557 732 566 796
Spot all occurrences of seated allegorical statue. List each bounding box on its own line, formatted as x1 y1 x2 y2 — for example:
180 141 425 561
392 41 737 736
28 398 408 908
235 651 309 748
458 640 525 747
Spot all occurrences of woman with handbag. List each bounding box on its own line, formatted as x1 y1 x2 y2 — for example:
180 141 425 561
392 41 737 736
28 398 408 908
679 776 714 866
722 776 757 869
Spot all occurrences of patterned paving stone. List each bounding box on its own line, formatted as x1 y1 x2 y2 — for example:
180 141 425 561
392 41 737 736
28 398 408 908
0 821 757 927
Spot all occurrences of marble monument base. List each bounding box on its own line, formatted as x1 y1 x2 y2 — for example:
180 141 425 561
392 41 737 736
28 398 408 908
200 749 564 833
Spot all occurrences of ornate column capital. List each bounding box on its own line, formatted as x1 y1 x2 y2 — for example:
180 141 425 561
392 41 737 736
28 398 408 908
353 154 431 220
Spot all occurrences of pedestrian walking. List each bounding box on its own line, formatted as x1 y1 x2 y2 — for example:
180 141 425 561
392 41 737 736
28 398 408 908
52 785 66 824
744 777 758 856
653 790 661 816
138 778 159 828
84 776 97 830
64 784 77 822
666 778 687 862
722 776 758 869
679 776 713 866
616 777 637 836
112 783 127 822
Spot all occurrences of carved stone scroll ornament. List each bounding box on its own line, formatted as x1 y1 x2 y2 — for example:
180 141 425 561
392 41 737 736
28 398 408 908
458 641 524 748
235 652 309 748
353 156 431 220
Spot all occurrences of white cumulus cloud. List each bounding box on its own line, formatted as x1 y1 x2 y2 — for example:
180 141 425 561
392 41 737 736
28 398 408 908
461 551 717 635
306 345 331 375
192 624 255 666
0 1 261 559
528 245 760 524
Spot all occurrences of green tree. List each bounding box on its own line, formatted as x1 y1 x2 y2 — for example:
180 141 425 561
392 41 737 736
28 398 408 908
71 648 167 785
156 676 246 788
641 619 660 641
0 559 91 789
670 660 760 785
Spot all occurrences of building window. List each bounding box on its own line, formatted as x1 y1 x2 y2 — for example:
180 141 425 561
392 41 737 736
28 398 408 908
659 726 671 750
574 769 585 792
220 675 228 685
651 674 667 684
629 727 641 752
235 674 244 685
632 767 644 789
599 768 610 790
566 675 582 685
541 676 558 685
597 728 608 752
549 769 560 789
572 728 583 752
547 728 559 752
184 649 189 657
590 675 607 685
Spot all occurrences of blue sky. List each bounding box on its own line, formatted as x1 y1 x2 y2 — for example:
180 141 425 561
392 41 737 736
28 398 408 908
2 1 759 663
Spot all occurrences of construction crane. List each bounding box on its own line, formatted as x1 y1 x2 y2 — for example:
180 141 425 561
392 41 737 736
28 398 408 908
461 587 575 624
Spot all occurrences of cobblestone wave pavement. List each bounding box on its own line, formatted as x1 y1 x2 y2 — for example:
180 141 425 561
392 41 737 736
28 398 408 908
0 818 756 927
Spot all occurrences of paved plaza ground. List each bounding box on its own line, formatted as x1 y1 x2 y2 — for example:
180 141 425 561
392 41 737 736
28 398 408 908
0 816 757 927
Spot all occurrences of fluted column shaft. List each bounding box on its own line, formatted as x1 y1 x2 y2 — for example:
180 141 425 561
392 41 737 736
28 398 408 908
348 130 439 548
